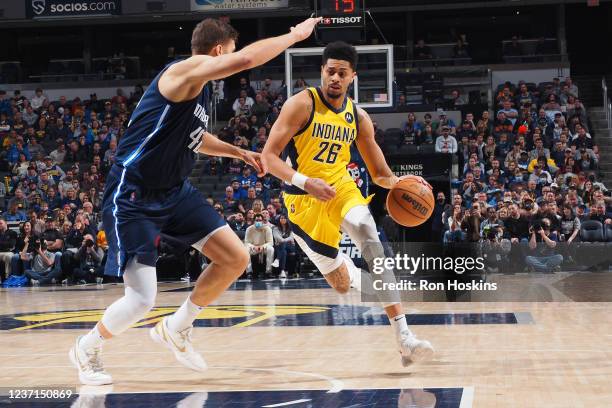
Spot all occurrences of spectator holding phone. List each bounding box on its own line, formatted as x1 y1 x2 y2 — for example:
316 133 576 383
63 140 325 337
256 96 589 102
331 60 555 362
462 202 483 242
444 204 466 243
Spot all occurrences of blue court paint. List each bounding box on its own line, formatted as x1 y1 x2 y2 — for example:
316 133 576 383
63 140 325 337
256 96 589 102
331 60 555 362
405 313 517 326
0 305 524 331
0 388 467 408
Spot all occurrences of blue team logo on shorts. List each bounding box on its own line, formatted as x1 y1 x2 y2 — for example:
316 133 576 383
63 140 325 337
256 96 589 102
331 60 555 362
345 112 354 124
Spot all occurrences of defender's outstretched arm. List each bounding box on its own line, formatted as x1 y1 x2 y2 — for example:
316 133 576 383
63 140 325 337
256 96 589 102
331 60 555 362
159 18 321 102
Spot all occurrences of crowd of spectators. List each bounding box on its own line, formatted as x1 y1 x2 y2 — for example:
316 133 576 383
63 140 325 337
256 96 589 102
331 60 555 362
0 73 610 285
199 77 302 279
0 86 138 285
415 77 612 272
0 79 300 286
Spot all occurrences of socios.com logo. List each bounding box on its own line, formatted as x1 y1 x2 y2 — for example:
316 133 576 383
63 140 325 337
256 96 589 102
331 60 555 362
195 0 225 5
32 0 46 15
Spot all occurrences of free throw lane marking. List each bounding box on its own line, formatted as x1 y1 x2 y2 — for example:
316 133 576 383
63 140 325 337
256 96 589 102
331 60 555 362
262 399 312 407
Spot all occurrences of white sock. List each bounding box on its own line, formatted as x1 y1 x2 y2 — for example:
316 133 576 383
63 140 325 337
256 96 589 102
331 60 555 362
167 297 204 333
79 325 106 351
389 314 412 341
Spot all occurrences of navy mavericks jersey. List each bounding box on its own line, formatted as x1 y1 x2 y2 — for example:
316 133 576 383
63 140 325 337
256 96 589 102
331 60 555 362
115 61 210 189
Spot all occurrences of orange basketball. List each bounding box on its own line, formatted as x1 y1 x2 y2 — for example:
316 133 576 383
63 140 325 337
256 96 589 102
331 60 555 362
386 178 434 227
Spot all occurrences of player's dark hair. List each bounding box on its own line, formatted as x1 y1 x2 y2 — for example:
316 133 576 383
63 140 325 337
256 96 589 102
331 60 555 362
254 213 264 221
322 41 358 69
191 18 239 55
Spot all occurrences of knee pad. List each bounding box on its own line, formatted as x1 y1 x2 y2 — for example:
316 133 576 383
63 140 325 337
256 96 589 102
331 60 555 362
342 206 401 305
101 259 157 335
342 206 385 266
124 285 156 313
342 206 379 245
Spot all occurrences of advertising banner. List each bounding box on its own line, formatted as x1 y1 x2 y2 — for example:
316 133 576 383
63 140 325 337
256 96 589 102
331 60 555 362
26 0 121 19
191 0 288 12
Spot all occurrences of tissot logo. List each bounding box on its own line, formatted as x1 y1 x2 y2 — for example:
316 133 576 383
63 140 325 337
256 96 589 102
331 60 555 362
32 0 46 15
323 16 362 25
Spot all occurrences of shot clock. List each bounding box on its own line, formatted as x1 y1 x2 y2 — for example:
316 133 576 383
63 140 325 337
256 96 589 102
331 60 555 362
320 0 364 28
314 0 366 43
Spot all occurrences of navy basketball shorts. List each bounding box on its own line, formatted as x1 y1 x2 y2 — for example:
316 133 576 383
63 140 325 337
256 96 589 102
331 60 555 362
102 166 226 277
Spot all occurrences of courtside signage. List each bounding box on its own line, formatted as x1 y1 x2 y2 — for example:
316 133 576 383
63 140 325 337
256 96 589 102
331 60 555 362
27 0 121 19
191 0 288 11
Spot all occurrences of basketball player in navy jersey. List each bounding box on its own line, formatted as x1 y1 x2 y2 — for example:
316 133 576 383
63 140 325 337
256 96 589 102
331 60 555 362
69 17 321 386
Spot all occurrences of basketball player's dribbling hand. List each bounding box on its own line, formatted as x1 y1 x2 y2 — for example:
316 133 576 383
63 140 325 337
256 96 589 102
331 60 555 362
241 151 267 177
289 17 323 42
304 177 336 201
398 174 433 190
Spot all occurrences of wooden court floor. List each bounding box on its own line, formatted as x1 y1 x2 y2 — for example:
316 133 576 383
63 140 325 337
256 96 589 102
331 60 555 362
0 276 611 407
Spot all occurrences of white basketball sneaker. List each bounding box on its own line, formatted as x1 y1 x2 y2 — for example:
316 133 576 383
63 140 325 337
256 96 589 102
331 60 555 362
150 317 207 372
398 331 434 367
69 336 113 386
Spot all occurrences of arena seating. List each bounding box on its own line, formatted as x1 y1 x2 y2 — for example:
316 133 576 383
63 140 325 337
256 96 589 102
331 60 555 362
0 69 610 285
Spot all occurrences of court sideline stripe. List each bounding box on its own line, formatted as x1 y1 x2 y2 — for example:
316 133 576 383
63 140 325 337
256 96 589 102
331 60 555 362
459 386 474 408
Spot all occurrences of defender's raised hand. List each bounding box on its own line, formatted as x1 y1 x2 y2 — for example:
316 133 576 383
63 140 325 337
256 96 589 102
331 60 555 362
290 17 322 42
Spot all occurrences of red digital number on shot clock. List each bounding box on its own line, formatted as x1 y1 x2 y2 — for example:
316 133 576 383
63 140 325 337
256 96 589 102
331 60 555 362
335 0 355 13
